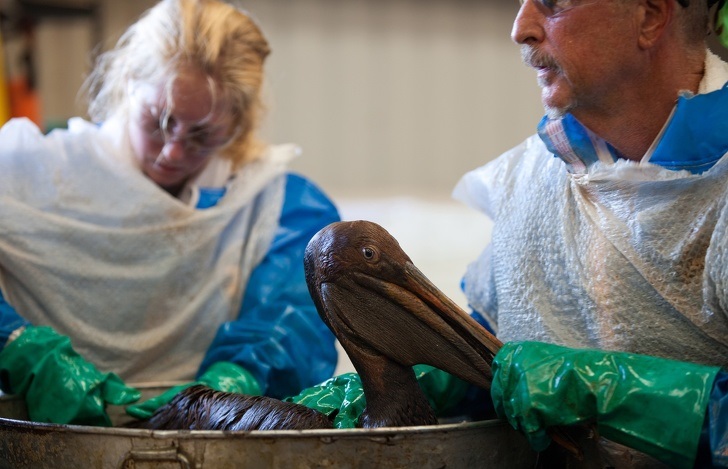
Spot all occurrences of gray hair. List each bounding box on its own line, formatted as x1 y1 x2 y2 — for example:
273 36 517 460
83 0 271 167
677 0 711 46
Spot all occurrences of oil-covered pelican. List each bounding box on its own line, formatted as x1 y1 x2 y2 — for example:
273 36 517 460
133 384 333 431
303 220 580 459
303 220 503 427
135 220 580 460
137 219 502 431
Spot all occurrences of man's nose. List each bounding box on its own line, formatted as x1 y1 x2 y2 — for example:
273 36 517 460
511 0 545 45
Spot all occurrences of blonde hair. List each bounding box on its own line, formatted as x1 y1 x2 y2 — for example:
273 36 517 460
83 0 271 167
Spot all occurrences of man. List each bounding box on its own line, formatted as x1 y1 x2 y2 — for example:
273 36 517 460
453 0 728 466
285 0 728 465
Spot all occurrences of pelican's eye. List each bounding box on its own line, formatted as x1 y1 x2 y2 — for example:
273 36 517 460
362 247 376 260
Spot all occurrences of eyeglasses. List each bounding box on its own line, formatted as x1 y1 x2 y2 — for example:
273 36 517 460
132 103 239 159
518 0 598 16
127 81 241 160
154 116 237 157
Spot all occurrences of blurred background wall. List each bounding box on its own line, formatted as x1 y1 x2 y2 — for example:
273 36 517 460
3 0 544 293
9 0 728 373
1 0 543 373
5 0 728 375
25 0 545 194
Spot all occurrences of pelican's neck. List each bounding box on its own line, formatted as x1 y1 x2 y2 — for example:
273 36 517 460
357 357 437 428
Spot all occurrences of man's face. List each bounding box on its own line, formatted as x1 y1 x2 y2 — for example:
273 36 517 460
511 0 641 120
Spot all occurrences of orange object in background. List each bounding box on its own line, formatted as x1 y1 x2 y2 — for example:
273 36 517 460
2 16 44 131
0 33 10 126
8 76 42 129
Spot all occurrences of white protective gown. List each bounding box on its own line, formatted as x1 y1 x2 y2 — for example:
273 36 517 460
456 138 728 366
454 53 728 368
454 51 728 468
0 116 292 383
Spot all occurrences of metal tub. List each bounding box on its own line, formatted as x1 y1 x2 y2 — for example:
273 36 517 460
0 385 539 469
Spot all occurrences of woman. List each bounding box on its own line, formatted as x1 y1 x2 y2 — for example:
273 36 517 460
0 0 339 426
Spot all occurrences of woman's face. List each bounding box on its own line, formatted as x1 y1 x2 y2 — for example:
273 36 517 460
127 67 238 194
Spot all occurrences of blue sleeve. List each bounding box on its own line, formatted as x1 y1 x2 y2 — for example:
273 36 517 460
469 309 496 336
695 370 728 468
460 277 497 336
0 289 30 349
199 173 341 399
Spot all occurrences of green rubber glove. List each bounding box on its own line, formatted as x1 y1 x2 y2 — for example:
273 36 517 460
716 0 728 49
413 364 470 416
285 372 366 428
125 361 262 420
0 325 141 426
491 341 720 469
286 367 469 428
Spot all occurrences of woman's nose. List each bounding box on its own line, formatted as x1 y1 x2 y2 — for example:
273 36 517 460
161 138 186 162
511 1 545 46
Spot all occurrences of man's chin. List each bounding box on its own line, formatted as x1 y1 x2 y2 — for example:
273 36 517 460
540 85 575 120
544 106 569 120
542 95 574 120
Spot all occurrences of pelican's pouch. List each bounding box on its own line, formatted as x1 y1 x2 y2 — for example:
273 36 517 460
413 365 470 416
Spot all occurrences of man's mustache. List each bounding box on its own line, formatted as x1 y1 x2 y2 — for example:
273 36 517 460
521 46 560 72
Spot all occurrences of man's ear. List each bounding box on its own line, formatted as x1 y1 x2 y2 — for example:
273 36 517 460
638 0 674 49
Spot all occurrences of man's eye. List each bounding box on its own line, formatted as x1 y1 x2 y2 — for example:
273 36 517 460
542 0 576 13
522 0 577 14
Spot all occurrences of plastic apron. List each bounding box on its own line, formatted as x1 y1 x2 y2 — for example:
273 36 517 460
0 117 291 383
454 51 728 469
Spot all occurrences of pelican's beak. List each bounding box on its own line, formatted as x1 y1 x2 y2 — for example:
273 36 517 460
323 261 502 390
